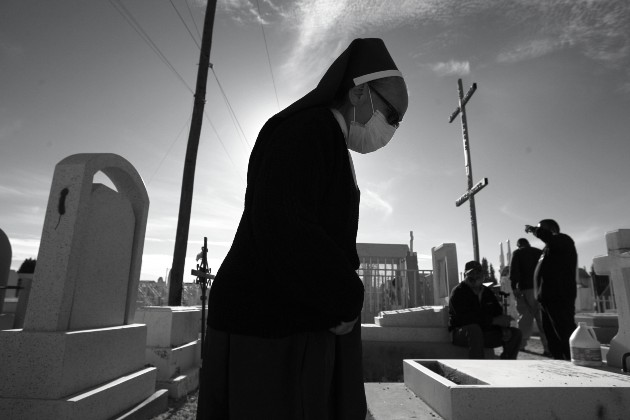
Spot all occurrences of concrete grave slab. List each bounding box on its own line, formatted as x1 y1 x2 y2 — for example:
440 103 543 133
0 366 157 420
404 359 630 420
135 306 200 347
147 339 201 381
593 229 630 369
375 306 448 328
0 324 147 399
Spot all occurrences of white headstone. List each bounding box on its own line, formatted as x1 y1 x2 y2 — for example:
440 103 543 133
593 229 630 369
0 228 12 319
431 243 458 305
23 154 149 332
0 154 159 420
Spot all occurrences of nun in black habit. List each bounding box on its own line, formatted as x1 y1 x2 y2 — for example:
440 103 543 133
197 38 408 420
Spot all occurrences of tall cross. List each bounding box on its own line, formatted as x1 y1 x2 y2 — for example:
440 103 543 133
449 78 488 262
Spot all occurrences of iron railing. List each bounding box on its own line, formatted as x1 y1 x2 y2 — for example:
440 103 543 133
358 268 433 323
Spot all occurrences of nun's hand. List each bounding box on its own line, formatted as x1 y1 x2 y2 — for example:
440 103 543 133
329 317 358 335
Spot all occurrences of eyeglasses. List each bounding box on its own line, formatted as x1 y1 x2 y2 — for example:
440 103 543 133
369 85 402 128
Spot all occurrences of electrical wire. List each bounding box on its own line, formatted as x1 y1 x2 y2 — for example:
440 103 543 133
168 0 201 49
203 111 246 186
211 67 251 149
183 0 202 40
147 112 192 186
109 0 194 94
255 0 280 110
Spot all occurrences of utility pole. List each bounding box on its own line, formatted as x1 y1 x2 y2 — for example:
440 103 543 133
449 78 488 262
168 0 218 306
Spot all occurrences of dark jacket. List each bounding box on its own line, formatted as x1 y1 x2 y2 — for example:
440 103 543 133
534 230 578 303
448 281 503 331
207 107 365 338
509 246 542 291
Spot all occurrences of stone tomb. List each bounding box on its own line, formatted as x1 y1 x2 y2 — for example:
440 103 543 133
431 243 458 305
404 359 630 420
0 154 166 420
593 229 630 369
0 228 13 329
362 306 493 381
135 306 202 398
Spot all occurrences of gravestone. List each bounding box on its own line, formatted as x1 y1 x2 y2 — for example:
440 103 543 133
404 359 630 420
593 229 630 369
135 306 202 398
0 228 11 311
431 243 458 305
0 154 166 420
0 229 12 328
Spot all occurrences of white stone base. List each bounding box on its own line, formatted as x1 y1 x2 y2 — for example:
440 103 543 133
157 367 200 399
0 367 157 420
147 339 201 381
135 306 200 347
404 359 630 420
0 324 147 399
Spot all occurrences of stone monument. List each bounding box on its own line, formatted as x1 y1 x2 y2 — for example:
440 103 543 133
431 243 458 305
0 228 11 308
0 154 166 420
593 229 630 369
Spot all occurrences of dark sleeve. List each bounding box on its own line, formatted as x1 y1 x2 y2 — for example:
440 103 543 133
509 251 520 290
449 286 495 330
533 227 553 244
249 111 363 323
483 288 503 319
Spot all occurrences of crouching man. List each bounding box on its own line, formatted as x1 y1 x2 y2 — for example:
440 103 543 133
448 260 522 359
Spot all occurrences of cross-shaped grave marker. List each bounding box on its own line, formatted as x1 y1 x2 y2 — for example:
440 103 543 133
449 78 488 262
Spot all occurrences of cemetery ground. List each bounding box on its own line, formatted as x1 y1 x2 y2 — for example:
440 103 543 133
149 336 551 419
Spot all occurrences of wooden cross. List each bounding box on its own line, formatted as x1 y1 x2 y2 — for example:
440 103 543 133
449 78 488 262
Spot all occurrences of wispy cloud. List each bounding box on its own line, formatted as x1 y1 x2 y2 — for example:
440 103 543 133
362 188 393 216
572 225 607 248
430 60 470 77
497 39 563 64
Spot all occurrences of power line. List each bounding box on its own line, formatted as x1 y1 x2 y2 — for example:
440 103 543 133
203 110 246 185
147 112 192 186
183 0 202 40
255 0 280 110
168 0 201 49
109 0 194 94
211 66 251 149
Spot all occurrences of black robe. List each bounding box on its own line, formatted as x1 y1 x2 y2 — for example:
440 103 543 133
207 106 364 338
198 107 367 419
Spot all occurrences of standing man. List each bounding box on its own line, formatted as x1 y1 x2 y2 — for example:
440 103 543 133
449 260 522 359
510 238 550 355
525 219 577 360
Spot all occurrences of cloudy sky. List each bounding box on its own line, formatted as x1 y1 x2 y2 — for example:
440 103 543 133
1 0 629 282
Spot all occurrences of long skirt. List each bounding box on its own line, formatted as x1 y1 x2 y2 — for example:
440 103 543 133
196 322 367 420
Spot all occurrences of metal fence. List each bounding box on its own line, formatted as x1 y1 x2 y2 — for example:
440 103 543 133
358 268 433 323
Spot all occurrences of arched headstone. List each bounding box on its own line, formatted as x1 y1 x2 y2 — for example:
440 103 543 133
24 154 149 332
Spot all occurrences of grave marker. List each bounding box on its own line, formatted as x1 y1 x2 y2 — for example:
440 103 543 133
448 79 488 261
593 229 630 369
0 154 166 420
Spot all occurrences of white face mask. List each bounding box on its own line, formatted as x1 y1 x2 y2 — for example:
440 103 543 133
346 88 396 154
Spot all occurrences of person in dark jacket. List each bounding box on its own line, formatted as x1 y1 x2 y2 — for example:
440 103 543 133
197 38 408 420
509 238 550 354
449 261 522 359
525 219 578 360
